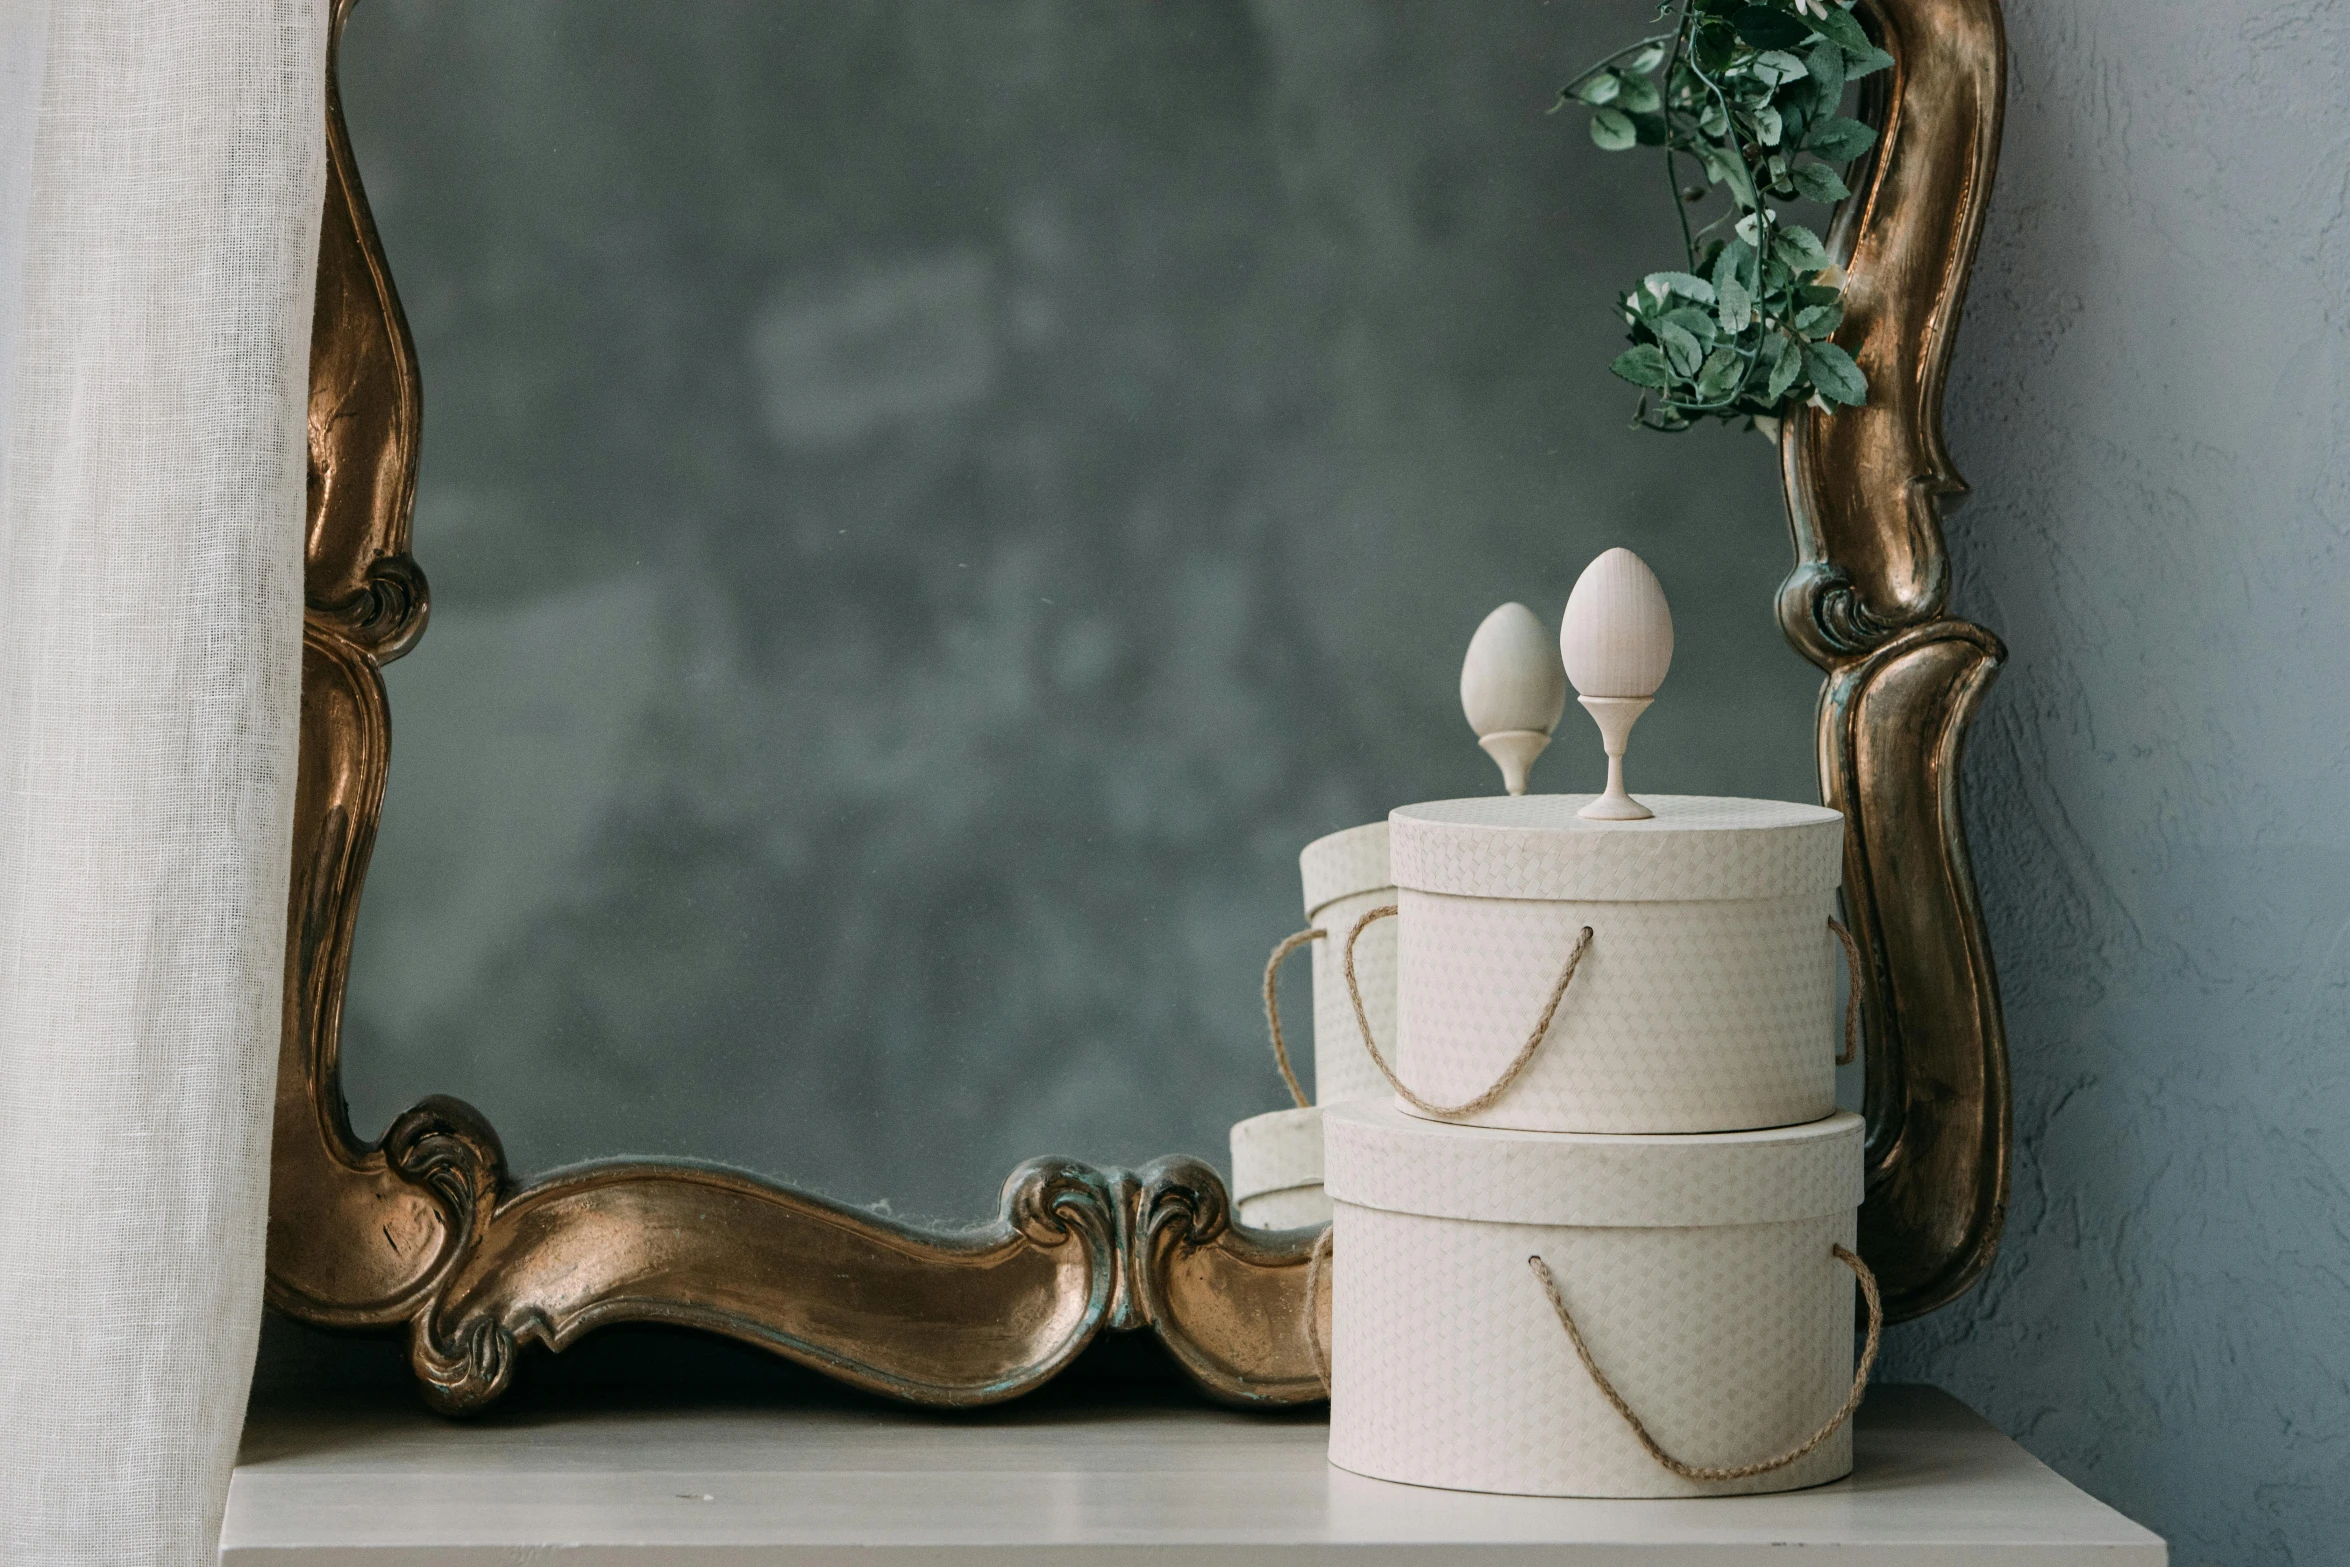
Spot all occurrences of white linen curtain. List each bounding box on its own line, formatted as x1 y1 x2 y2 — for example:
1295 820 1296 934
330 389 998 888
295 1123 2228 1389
0 1 325 1560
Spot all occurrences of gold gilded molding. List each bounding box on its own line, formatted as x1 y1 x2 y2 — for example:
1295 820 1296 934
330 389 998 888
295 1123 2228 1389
267 0 2010 1408
1128 1159 1329 1405
266 0 460 1331
409 1158 1123 1412
1780 0 2012 1318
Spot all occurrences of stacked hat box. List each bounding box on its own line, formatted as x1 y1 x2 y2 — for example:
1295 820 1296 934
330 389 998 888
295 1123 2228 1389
1324 791 1873 1499
1228 821 1397 1231
1226 1105 1328 1231
1324 1101 1865 1497
1390 794 1845 1133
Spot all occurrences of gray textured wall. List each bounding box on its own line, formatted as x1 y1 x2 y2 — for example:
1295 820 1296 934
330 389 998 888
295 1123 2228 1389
1873 3 2350 1563
332 0 1819 1222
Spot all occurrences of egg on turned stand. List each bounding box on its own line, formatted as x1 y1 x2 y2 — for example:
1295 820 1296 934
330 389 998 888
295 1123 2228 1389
1459 603 1568 796
1559 547 1674 821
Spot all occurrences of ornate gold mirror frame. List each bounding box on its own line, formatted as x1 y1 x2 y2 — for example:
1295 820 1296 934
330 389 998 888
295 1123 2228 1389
267 0 2009 1413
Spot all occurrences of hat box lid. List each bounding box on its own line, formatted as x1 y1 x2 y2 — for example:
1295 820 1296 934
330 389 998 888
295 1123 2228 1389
1389 794 1842 903
1300 821 1392 921
1228 1104 1323 1203
1324 1099 1863 1229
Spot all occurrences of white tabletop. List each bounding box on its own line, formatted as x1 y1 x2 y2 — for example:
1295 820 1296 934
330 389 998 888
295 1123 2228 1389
223 1383 2163 1564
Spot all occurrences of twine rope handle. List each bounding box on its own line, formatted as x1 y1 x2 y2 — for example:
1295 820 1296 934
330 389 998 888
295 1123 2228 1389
1342 904 1595 1120
1262 928 1325 1109
1827 916 1863 1068
1528 1243 1882 1483
1303 1225 1334 1395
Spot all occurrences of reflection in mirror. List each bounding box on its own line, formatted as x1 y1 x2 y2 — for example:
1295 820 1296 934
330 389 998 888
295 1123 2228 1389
334 0 1819 1223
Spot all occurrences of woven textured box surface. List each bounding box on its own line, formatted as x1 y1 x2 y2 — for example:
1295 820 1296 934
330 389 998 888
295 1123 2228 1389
1300 822 1395 1106
1237 1186 1329 1231
1228 1104 1330 1230
1324 1101 1865 1498
1387 794 1844 1134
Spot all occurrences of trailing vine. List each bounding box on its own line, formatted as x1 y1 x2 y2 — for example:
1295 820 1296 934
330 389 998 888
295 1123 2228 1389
1560 0 1890 431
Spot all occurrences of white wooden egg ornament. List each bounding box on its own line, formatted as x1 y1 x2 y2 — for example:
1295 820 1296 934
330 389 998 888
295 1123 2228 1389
1459 602 1568 796
1560 547 1674 820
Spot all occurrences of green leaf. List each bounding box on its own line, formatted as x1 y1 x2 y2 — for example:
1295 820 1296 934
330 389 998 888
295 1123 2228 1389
1629 110 1671 146
1574 71 1623 105
1656 319 1706 377
1643 270 1717 304
1695 346 1743 401
1717 274 1754 334
1802 339 1869 405
1662 304 1721 342
1752 103 1784 146
1589 107 1637 150
1809 5 1874 55
1773 223 1831 271
1767 333 1804 400
1611 344 1676 389
1842 43 1895 79
1805 39 1847 95
1714 237 1757 291
1626 42 1669 73
1794 300 1845 336
1752 49 1810 86
1703 150 1758 206
1788 160 1851 202
1616 73 1662 113
1731 5 1811 48
1806 114 1879 163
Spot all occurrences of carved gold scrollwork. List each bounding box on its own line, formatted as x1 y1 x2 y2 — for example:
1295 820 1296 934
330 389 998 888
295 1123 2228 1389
401 1158 1123 1414
1820 624 2009 1314
311 553 429 661
1776 0 2011 1320
1127 1158 1331 1405
267 0 2012 1407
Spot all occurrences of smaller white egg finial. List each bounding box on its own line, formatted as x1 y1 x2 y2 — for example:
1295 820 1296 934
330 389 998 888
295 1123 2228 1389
1461 602 1567 795
1560 548 1674 821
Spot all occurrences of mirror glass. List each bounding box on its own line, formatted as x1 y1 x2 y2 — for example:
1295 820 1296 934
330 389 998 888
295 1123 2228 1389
334 0 1818 1223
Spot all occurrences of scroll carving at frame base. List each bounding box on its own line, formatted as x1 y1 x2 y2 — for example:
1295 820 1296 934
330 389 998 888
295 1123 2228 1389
406 1159 1125 1414
265 0 2011 1410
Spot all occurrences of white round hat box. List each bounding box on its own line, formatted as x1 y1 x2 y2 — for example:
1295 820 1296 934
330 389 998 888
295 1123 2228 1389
1300 821 1397 1106
1227 1104 1328 1230
1323 1099 1870 1498
1383 794 1847 1134
1227 822 1397 1229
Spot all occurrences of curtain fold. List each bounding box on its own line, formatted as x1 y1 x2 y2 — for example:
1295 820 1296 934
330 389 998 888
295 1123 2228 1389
0 1 326 1560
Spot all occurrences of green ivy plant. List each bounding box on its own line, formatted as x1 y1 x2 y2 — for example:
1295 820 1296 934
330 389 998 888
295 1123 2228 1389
1560 0 1891 431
